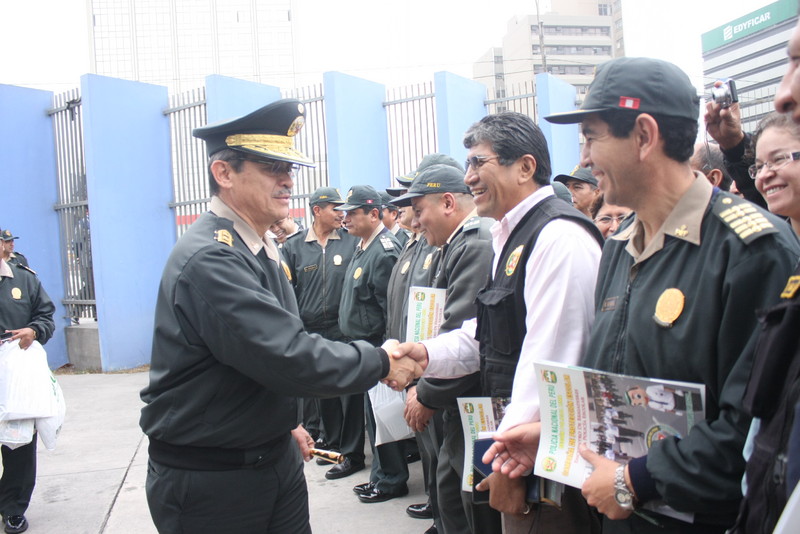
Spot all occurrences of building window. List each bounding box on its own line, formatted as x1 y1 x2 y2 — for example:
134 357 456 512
599 4 611 16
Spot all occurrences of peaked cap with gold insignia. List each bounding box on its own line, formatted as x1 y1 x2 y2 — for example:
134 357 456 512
193 98 315 167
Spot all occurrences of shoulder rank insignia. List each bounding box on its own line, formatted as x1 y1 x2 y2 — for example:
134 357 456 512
15 264 37 276
380 235 395 251
214 229 234 247
781 275 800 299
281 260 292 282
713 194 778 244
462 216 481 233
505 245 524 276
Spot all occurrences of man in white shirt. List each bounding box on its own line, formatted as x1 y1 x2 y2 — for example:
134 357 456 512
393 111 603 533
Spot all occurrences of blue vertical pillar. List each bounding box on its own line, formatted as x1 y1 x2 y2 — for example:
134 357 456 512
81 74 174 370
0 84 68 368
323 72 390 193
434 72 487 161
536 73 580 177
204 75 281 124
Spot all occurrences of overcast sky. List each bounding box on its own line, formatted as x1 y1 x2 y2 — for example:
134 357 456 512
0 0 772 94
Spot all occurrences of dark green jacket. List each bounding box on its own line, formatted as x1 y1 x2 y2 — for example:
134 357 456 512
385 234 437 342
585 189 800 531
140 209 389 450
0 261 54 343
281 227 358 333
339 227 400 343
416 215 494 410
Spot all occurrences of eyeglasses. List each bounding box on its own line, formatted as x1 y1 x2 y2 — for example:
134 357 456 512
465 155 500 171
748 151 800 179
240 157 299 175
594 214 630 225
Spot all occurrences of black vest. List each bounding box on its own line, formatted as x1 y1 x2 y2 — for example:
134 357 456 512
731 263 800 534
475 196 603 397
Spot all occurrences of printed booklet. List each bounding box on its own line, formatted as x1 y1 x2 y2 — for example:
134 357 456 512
533 361 705 522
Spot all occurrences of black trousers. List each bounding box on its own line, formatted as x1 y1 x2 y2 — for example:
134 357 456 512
0 439 37 517
365 393 409 493
146 439 310 534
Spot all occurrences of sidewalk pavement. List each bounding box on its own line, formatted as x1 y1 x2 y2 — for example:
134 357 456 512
21 371 432 534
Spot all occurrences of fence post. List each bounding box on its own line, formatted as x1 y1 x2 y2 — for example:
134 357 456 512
81 74 173 370
323 72 390 193
433 71 487 161
0 84 68 368
535 73 580 177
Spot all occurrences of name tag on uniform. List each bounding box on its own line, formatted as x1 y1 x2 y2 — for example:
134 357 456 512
601 297 617 312
303 264 318 273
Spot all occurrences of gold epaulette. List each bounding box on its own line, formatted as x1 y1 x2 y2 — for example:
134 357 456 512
713 193 778 244
380 234 395 251
214 229 234 247
462 216 481 232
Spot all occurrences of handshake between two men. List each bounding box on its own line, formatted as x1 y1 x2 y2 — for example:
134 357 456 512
380 340 429 391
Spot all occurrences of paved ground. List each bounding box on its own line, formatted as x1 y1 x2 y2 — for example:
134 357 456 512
18 372 431 534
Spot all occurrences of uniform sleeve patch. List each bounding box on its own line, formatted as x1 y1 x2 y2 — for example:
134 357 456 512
781 275 800 299
713 194 777 244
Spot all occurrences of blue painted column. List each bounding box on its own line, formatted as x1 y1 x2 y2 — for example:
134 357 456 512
536 73 580 178
323 72 390 193
81 75 174 370
0 84 68 368
434 72 487 162
204 74 281 124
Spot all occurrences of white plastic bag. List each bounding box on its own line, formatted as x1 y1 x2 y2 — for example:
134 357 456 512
35 377 66 450
0 418 34 449
368 383 414 446
0 340 59 420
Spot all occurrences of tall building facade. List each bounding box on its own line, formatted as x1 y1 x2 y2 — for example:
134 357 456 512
88 0 295 94
474 0 623 101
701 0 798 133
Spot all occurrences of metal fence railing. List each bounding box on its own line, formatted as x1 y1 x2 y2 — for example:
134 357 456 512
485 81 536 119
385 81 438 180
164 88 209 237
49 90 96 323
282 84 329 230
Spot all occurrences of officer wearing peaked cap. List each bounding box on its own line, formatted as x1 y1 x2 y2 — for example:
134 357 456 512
553 166 600 218
139 100 421 534
380 191 410 248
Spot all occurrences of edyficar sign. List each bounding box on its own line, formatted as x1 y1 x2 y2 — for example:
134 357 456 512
701 0 797 53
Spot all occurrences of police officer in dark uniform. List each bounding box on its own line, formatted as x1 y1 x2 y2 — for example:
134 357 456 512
334 185 407 501
393 163 496 534
544 58 800 534
1 231 28 269
379 191 410 248
0 255 55 534
281 187 366 480
139 100 421 534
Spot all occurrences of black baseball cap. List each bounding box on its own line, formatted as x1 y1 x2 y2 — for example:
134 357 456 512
335 185 383 211
545 57 700 125
0 230 18 241
393 153 465 189
309 187 345 206
379 191 399 211
554 166 598 187
392 164 471 207
193 98 315 167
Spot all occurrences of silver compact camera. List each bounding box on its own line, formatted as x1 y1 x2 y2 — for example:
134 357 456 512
711 79 738 109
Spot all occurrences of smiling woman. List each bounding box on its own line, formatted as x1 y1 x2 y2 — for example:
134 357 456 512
751 112 800 235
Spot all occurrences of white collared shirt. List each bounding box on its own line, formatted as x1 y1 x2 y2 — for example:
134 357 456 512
421 186 601 431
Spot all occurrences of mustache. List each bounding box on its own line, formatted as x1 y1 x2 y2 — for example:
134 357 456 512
272 189 292 197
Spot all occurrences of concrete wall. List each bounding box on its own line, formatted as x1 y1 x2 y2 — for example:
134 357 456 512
0 84 69 368
434 71 487 164
81 74 175 370
536 73 581 177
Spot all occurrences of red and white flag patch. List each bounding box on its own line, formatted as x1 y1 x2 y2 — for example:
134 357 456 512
619 96 640 109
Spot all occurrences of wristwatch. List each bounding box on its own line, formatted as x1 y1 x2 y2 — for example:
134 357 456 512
614 464 635 510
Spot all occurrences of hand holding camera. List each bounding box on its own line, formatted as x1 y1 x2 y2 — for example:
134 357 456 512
704 79 744 150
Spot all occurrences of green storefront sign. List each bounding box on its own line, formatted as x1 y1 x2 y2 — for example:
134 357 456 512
702 0 797 52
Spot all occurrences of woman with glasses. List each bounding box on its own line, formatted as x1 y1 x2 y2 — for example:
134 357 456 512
751 112 800 235
590 194 631 239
